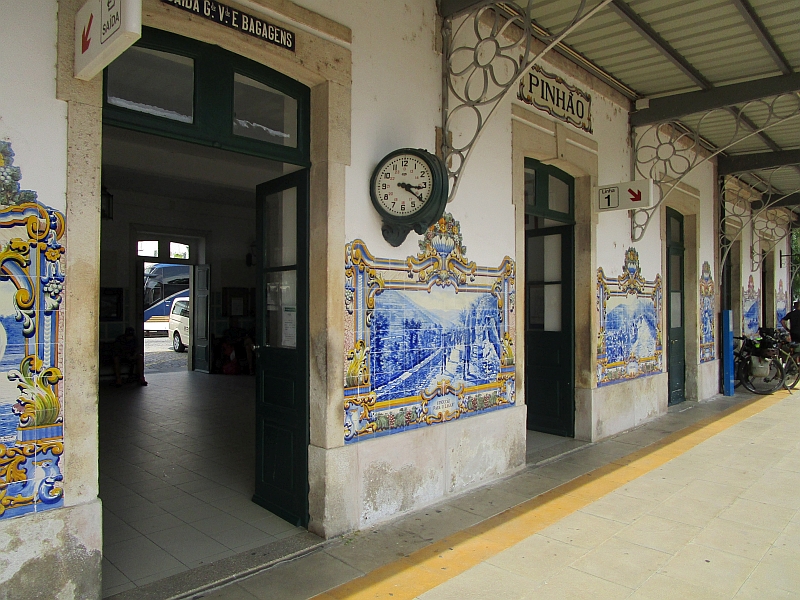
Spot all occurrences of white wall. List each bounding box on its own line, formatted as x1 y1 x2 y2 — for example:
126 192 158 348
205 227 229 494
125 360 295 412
0 0 68 212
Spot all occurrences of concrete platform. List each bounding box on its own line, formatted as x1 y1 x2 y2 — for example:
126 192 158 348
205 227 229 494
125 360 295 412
180 388 799 600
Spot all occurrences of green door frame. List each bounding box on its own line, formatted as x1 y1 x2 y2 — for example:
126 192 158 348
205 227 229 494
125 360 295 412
666 208 686 405
523 158 575 437
102 27 310 166
253 170 310 526
101 28 313 524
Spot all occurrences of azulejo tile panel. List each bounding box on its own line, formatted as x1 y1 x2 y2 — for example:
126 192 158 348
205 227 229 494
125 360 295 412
0 142 65 520
743 275 760 337
596 248 663 386
343 213 516 443
700 261 715 363
776 278 787 325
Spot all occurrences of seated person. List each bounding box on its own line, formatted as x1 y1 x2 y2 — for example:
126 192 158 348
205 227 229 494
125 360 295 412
113 327 147 386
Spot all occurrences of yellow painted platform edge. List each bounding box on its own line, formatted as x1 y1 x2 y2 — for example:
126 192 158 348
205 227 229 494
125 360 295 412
316 391 790 600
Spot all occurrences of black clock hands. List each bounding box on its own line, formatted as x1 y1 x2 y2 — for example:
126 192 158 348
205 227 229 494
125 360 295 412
397 182 424 202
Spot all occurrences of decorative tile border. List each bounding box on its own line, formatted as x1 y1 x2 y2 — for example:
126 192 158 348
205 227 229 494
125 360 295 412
343 213 516 443
596 248 663 386
0 142 66 520
743 275 760 337
700 261 715 362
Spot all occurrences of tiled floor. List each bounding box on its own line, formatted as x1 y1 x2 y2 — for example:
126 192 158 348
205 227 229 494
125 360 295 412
99 370 304 597
199 390 800 600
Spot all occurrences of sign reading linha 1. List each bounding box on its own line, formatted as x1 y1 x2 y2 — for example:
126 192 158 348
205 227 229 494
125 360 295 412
517 64 592 133
75 0 141 80
597 180 655 212
161 0 295 52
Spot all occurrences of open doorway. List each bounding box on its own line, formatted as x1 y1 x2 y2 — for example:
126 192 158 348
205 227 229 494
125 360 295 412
98 126 305 596
97 27 312 595
142 260 191 375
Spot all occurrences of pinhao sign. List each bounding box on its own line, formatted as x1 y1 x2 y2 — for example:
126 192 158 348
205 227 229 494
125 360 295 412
161 0 295 52
517 64 592 133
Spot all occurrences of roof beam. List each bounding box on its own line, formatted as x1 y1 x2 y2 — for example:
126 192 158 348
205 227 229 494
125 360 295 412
753 192 800 209
630 72 800 127
730 0 793 76
719 149 800 175
608 0 711 90
438 0 490 18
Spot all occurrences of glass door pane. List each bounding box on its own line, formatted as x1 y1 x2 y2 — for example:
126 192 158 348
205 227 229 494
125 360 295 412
263 187 297 268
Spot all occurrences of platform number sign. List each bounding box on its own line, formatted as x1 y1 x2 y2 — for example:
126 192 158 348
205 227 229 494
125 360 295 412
596 180 654 212
599 186 619 209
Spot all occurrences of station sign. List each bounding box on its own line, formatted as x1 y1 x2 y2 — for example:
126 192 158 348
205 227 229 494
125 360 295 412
517 64 592 133
161 0 296 52
74 0 141 81
597 179 654 212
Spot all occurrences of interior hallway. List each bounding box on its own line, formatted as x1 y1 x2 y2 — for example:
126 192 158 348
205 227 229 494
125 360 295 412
199 390 800 600
99 370 307 597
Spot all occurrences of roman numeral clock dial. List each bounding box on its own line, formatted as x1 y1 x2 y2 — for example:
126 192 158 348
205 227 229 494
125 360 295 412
369 148 449 247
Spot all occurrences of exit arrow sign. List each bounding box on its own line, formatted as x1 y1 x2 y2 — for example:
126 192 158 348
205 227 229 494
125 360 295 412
597 179 654 212
74 0 141 81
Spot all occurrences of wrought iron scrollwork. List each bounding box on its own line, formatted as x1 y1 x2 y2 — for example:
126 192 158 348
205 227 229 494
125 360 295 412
720 166 798 273
442 0 613 201
631 92 800 251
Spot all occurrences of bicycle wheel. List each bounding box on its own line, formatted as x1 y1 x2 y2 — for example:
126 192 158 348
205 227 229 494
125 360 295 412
782 351 800 389
742 356 784 394
733 351 744 389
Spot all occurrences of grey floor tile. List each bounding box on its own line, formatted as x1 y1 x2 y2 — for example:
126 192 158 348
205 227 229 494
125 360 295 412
208 523 277 551
128 511 185 535
104 535 187 582
101 557 131 592
102 511 141 545
148 523 231 565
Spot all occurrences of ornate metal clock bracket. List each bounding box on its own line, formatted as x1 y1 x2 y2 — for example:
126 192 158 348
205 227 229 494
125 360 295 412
630 92 800 264
440 0 613 202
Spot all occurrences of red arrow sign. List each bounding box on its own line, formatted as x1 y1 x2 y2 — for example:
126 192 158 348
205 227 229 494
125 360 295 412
82 13 93 54
628 188 642 202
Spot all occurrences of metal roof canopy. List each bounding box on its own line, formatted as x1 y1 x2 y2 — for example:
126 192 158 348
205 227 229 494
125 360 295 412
437 0 800 208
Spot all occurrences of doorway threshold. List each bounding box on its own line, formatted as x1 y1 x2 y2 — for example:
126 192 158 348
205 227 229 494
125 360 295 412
107 531 325 600
526 430 589 466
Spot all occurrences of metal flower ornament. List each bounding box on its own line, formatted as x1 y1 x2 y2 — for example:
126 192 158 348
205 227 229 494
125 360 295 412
631 92 800 265
441 0 614 202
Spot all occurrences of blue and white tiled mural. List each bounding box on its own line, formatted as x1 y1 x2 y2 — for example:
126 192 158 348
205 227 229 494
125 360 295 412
742 275 760 337
0 142 66 520
597 248 663 386
700 261 715 362
776 279 787 326
343 213 516 443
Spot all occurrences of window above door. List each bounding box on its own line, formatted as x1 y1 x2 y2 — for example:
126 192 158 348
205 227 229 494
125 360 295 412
104 27 309 166
524 158 574 227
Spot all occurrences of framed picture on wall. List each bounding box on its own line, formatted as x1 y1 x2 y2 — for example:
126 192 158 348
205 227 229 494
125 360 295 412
99 287 124 321
222 287 253 317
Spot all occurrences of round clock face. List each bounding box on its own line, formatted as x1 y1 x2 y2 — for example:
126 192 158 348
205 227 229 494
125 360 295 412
372 154 433 217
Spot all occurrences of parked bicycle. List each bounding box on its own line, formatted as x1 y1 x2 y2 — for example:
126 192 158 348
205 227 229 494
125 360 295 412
772 329 800 390
733 329 785 394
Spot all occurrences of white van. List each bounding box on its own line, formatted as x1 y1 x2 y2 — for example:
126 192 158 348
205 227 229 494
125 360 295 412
168 297 190 352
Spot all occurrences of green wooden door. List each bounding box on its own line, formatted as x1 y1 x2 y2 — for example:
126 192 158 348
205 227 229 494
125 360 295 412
666 208 686 405
253 170 309 526
523 159 575 437
525 225 575 436
191 264 211 373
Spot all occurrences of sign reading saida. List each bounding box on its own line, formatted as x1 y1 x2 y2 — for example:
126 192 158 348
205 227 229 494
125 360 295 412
161 0 295 52
517 64 592 133
74 0 141 81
